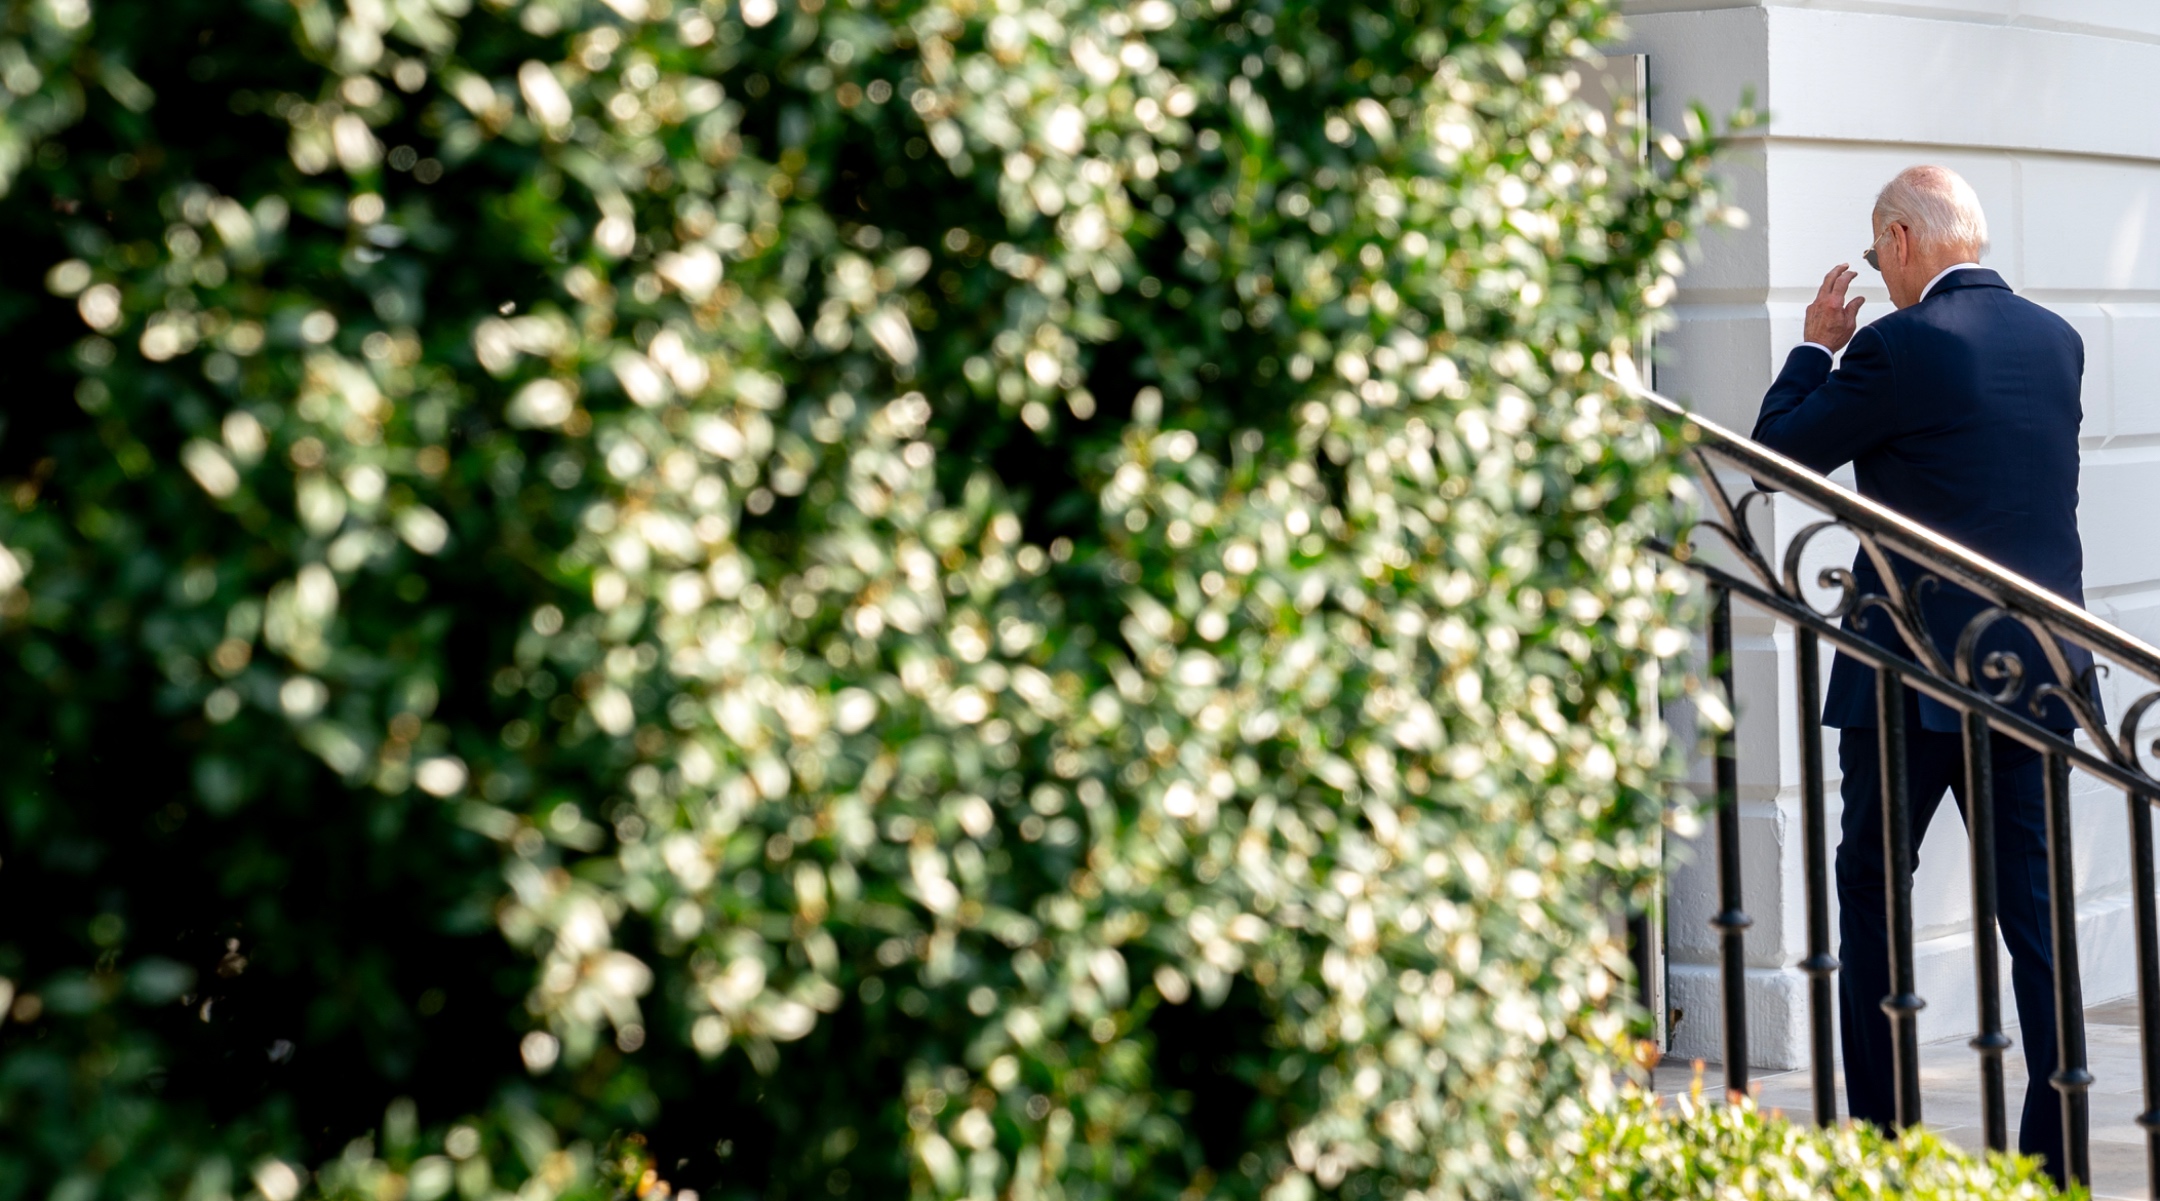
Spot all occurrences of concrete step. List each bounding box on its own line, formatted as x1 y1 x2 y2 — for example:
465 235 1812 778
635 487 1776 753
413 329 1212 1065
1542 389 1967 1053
1655 996 2159 1199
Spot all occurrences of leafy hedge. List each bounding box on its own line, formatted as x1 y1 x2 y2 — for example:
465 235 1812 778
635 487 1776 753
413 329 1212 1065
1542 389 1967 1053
0 0 1734 1197
1544 1087 2074 1201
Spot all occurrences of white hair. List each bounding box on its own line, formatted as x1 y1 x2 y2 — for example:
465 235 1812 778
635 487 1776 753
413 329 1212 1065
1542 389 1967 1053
1874 165 1989 256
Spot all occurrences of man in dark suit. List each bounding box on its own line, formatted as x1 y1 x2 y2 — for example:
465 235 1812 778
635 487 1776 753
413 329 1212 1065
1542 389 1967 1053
1750 165 2089 1183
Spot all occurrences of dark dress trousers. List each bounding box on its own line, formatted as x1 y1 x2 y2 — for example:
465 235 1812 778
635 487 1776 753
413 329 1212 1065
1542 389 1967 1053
1750 267 2089 1182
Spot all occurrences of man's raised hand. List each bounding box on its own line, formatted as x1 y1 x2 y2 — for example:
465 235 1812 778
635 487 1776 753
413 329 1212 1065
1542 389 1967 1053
1804 263 1866 353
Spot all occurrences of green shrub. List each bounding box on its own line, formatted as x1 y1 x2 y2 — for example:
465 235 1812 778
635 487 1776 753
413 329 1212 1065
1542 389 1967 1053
0 0 1735 1197
1543 1086 2075 1201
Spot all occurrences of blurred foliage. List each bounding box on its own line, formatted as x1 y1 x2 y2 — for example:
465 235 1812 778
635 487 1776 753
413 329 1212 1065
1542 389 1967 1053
0 0 1739 1196
1542 1085 2075 1201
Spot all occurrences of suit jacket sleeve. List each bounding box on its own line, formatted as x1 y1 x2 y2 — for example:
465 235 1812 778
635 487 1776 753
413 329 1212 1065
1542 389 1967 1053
1751 324 1901 474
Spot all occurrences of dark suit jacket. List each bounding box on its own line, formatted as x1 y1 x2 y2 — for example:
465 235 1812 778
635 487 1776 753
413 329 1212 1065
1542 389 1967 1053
1751 267 2092 732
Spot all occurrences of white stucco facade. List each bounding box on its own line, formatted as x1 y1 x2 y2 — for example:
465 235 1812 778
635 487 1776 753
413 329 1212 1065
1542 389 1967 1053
1613 1 2160 1070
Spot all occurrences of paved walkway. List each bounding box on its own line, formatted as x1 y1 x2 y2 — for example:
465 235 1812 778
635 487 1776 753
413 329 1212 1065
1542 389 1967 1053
1655 998 2157 1199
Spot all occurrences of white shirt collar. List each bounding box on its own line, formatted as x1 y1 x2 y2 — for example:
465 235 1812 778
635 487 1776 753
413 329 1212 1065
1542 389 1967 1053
1920 262 1983 303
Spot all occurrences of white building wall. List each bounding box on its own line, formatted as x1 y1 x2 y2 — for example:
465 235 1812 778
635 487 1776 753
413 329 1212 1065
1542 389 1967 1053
1615 1 2160 1070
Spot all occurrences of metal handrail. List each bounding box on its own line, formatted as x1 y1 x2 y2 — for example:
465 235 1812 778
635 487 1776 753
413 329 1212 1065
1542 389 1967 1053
1625 382 2160 1194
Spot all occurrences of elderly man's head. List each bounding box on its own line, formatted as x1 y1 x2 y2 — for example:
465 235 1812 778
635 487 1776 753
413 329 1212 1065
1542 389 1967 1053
1870 166 1988 308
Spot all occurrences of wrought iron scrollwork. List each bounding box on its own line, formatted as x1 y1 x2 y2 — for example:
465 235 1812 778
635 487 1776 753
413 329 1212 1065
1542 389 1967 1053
2118 689 2160 779
1954 607 2025 703
1653 396 2160 798
1782 520 1862 622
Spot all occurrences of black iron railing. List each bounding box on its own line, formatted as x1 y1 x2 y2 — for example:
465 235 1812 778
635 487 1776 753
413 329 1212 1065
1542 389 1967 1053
1635 387 2160 1193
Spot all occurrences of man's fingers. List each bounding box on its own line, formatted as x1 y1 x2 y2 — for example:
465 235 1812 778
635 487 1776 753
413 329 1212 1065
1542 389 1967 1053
1845 296 1866 318
1817 264 1858 309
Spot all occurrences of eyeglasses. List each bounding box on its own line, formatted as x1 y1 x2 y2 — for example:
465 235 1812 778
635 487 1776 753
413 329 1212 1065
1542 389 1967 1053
1863 225 1899 272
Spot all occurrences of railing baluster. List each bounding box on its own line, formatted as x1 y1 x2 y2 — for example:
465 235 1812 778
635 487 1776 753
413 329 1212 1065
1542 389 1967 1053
2128 789 2160 1199
1710 587 1751 1097
1961 712 2010 1151
1796 628 1838 1126
1877 668 1924 1128
2043 749 2091 1186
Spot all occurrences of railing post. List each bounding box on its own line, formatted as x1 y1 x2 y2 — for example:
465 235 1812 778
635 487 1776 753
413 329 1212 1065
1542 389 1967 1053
1710 586 1751 1096
1795 629 1838 1126
1876 668 1924 1128
2044 749 2091 1186
2127 789 2160 1199
1961 712 2010 1151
